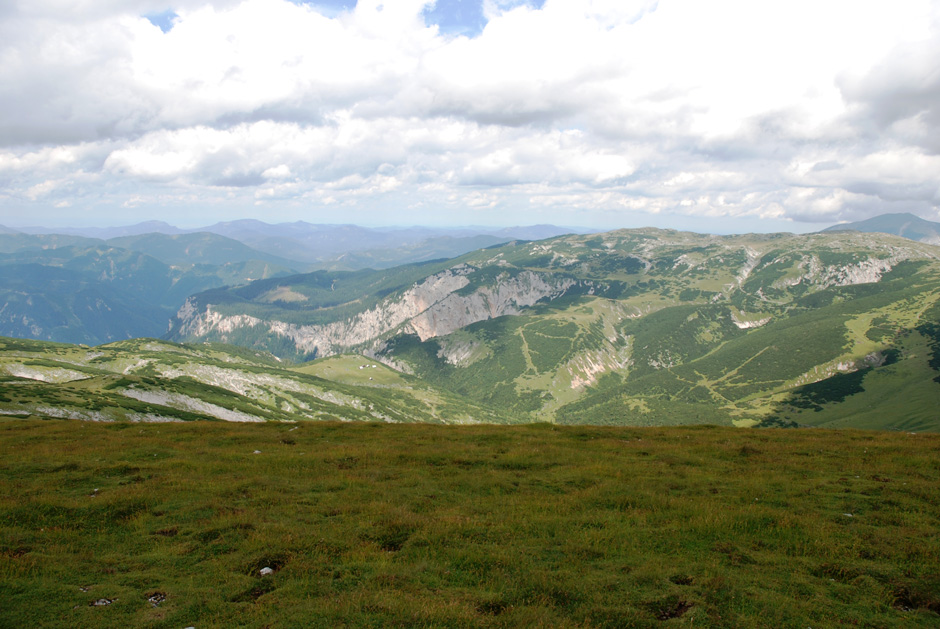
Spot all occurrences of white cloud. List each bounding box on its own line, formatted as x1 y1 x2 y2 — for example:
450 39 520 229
0 0 938 229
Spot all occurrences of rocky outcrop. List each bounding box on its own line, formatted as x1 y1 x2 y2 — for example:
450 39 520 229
772 252 911 291
409 271 575 340
815 256 898 288
173 266 577 358
730 310 772 329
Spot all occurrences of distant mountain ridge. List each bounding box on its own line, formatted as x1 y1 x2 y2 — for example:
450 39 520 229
106 232 303 269
17 220 184 239
823 212 940 245
5 220 590 264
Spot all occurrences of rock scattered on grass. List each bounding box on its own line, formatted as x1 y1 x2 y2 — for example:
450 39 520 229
89 598 114 606
147 592 167 607
259 567 274 576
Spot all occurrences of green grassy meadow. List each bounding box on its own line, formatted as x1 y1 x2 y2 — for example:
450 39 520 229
2 419 939 627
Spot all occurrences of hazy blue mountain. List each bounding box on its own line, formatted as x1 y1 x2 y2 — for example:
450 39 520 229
9 220 590 269
18 220 184 239
319 234 513 270
823 213 940 244
0 246 180 344
106 232 307 270
201 222 392 262
0 232 103 253
0 240 298 345
492 224 581 240
196 220 587 265
0 263 170 344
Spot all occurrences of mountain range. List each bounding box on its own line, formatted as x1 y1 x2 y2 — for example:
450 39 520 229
1 213 939 430
166 226 940 431
11 220 587 265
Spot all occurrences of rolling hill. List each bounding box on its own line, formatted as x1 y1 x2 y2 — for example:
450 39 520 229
0 336 507 425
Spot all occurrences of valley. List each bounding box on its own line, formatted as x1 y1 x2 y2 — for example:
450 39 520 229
167 228 940 430
1 218 939 431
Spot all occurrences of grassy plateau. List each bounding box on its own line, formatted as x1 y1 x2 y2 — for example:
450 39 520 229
2 419 939 627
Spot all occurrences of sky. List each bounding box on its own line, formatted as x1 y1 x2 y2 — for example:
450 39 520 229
0 0 938 232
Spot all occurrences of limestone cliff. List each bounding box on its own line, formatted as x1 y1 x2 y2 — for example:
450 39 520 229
172 265 577 358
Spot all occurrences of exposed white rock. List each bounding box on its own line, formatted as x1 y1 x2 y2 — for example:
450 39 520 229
153 363 364 411
32 406 113 422
730 310 772 329
126 413 183 423
121 388 264 423
773 254 910 291
410 271 575 341
791 352 887 388
175 267 576 358
735 247 762 286
437 339 484 367
122 359 150 374
567 343 632 389
2 364 90 383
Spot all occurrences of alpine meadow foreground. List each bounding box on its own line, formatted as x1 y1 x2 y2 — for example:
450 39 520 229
2 420 938 627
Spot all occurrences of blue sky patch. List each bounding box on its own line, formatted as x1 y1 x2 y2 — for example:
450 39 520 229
291 0 355 17
423 0 487 37
143 10 179 33
291 1 545 37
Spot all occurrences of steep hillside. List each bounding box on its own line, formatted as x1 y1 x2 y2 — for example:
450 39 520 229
170 229 940 428
0 337 506 424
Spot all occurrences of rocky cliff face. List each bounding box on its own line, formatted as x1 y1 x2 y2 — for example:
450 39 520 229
172 265 577 358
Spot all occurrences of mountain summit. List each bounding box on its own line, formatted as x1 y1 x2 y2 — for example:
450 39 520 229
823 213 940 245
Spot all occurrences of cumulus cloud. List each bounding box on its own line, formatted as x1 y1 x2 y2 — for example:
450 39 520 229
0 0 938 229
